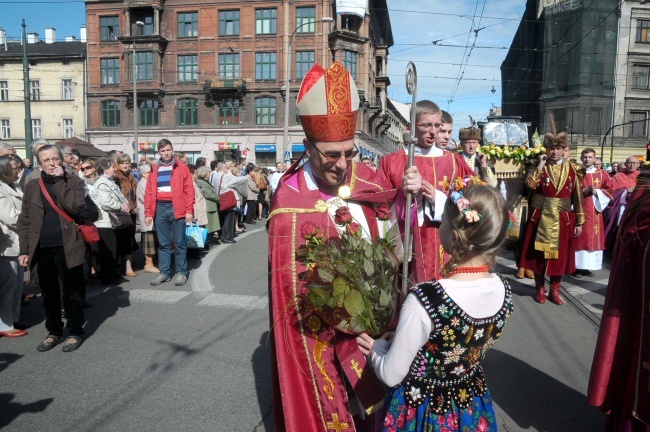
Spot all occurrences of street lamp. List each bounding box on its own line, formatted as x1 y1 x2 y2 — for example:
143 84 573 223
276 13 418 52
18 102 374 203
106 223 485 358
282 16 334 162
132 20 144 161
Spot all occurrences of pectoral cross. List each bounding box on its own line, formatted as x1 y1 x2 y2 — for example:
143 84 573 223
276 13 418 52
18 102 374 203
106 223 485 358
327 414 349 432
643 362 650 392
438 176 450 192
351 359 363 379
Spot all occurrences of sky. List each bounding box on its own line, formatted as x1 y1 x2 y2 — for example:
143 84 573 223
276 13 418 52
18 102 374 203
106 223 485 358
0 0 526 131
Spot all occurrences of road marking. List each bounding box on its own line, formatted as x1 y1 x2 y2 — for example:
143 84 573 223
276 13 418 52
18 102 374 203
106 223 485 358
122 289 190 304
196 293 268 309
190 226 266 297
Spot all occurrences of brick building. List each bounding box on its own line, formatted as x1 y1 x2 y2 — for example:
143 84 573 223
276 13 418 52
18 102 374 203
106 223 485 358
84 0 394 166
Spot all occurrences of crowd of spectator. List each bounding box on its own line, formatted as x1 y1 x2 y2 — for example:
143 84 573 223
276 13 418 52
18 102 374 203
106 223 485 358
0 138 284 352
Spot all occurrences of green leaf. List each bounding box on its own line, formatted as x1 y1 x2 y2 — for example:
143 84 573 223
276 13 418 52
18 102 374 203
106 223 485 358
332 277 349 296
364 259 374 277
344 289 366 317
364 243 373 258
379 290 391 307
350 315 367 333
318 268 335 283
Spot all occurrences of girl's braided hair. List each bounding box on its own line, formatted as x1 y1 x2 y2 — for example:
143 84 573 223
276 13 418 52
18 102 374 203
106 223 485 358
440 184 509 277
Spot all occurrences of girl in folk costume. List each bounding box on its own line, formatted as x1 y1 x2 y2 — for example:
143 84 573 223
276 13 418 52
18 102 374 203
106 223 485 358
358 184 513 432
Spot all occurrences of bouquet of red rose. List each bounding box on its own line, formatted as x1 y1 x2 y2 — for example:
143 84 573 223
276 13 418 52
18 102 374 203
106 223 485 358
297 205 399 337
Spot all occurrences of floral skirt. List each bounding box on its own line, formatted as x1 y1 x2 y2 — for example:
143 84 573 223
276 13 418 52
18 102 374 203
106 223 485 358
382 386 497 432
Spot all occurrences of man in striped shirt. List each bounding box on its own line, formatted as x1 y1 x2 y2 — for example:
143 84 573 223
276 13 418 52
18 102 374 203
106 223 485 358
144 139 195 286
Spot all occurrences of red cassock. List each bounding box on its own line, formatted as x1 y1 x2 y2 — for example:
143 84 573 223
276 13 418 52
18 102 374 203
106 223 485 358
378 150 474 283
588 171 649 427
267 162 396 432
518 161 585 276
574 169 612 252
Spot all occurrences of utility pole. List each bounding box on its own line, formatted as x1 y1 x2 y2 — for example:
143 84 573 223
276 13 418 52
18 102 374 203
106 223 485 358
22 19 33 161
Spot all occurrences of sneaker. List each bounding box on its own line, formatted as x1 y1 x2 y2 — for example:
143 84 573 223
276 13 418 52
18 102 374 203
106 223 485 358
150 274 171 286
174 274 188 286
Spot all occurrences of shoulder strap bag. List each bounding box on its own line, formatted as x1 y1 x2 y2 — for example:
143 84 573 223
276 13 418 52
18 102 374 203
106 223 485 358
39 178 100 243
217 174 237 211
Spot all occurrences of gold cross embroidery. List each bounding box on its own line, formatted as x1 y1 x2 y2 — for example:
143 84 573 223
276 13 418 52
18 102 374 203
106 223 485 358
593 178 601 189
643 362 650 392
438 175 450 192
351 359 363 379
327 414 349 432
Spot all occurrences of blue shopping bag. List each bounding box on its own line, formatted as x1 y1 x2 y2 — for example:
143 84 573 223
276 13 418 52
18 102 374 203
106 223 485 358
186 223 208 249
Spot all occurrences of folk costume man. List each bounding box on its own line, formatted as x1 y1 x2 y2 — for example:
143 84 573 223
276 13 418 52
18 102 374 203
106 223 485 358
267 62 420 432
458 127 498 188
573 148 612 277
378 100 475 283
518 132 585 305
588 167 650 430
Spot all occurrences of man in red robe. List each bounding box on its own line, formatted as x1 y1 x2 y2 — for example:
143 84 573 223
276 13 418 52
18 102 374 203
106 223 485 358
378 101 474 283
573 148 612 277
518 132 585 305
588 167 649 430
267 62 421 432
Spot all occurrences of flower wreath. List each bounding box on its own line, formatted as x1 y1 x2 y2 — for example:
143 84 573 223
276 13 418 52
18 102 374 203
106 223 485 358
449 176 485 223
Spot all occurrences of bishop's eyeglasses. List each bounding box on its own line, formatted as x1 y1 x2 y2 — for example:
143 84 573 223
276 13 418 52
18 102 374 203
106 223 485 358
312 144 359 164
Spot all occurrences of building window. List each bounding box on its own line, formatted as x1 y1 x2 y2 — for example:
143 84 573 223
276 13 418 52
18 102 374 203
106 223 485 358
0 81 7 101
62 79 74 100
632 64 650 90
218 53 239 78
218 99 240 125
219 10 240 36
341 15 362 33
133 11 154 36
30 80 40 101
1 120 10 139
256 9 277 35
255 97 276 125
178 55 198 82
636 20 650 43
295 51 315 80
343 50 357 80
32 119 42 139
178 12 198 38
135 52 154 81
629 112 647 137
100 16 120 41
255 52 277 80
62 119 74 139
588 109 602 136
101 100 121 127
101 58 120 85
296 7 316 33
178 98 198 126
140 100 159 126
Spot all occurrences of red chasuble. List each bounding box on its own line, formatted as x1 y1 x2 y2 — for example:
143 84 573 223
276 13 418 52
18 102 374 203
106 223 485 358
610 170 639 192
518 161 585 276
267 162 396 432
378 150 474 283
575 169 612 252
588 171 650 426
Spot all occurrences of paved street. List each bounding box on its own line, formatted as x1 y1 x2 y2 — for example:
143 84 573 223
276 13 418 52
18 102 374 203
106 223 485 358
0 227 608 431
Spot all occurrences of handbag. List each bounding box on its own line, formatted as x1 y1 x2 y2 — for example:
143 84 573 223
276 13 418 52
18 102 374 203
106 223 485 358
217 175 237 211
185 223 208 249
39 179 100 243
108 210 133 231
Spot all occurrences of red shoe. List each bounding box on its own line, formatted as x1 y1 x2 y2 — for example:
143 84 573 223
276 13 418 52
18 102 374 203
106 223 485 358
0 329 28 337
549 288 564 305
535 287 547 304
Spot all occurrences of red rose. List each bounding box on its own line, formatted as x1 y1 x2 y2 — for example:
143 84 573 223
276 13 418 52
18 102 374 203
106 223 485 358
300 222 321 241
334 206 353 225
396 413 406 428
406 406 417 422
437 415 446 425
383 413 394 426
477 417 489 432
346 221 361 236
376 203 391 220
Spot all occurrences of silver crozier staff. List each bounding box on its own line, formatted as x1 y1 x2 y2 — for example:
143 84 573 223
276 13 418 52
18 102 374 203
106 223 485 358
402 62 417 295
